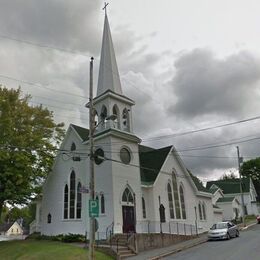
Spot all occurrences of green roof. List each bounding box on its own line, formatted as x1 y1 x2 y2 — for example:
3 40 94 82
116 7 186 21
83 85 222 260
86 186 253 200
189 173 209 192
206 178 250 194
71 124 89 141
208 187 219 194
217 197 235 203
139 145 172 185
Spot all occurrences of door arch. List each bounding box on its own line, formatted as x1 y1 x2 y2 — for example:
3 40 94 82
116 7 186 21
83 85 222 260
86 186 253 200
121 186 135 233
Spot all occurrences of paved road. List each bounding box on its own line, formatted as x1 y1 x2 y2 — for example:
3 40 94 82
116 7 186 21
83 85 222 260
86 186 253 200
164 224 260 260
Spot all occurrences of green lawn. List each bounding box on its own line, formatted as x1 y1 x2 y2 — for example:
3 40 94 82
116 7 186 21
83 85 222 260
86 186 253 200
0 239 113 260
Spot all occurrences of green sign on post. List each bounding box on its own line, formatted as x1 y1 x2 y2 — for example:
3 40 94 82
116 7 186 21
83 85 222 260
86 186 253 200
89 199 99 217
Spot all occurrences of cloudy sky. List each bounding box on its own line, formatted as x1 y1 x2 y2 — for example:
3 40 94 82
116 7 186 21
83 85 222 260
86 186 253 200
1 0 260 181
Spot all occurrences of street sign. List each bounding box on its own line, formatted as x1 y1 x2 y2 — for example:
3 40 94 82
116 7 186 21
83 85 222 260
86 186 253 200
89 199 99 217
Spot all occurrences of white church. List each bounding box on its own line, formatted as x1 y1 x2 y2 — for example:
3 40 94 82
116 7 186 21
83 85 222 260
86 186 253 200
33 13 222 239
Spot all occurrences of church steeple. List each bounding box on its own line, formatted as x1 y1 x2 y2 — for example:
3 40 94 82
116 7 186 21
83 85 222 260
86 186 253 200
97 13 122 96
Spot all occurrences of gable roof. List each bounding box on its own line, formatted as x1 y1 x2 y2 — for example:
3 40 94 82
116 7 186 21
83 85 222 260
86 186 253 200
71 124 89 142
208 187 219 194
139 145 172 185
0 223 13 232
217 197 236 203
189 173 209 193
206 178 250 194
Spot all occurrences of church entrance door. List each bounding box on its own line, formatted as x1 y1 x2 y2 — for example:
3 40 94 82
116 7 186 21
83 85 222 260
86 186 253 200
122 206 135 233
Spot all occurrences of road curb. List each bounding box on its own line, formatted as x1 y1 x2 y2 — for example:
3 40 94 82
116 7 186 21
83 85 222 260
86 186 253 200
148 238 208 260
241 222 257 230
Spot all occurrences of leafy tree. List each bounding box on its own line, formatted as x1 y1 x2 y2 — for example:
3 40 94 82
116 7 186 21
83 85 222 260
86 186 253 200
219 171 237 180
0 86 65 220
240 157 260 201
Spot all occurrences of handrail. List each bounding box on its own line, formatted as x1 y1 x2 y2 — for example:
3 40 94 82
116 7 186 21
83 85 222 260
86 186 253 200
127 232 138 254
106 222 114 240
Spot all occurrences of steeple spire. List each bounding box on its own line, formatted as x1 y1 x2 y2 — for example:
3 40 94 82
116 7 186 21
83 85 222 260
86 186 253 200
96 12 122 96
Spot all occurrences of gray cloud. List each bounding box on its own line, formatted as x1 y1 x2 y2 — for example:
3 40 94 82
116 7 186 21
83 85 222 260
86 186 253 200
168 49 260 119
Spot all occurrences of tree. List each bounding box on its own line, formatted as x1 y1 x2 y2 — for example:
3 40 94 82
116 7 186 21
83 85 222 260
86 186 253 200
240 157 260 201
0 86 65 219
219 171 237 180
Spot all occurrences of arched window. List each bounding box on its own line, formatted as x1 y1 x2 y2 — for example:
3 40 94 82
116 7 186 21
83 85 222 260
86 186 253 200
167 183 174 219
159 204 166 223
101 194 105 214
179 185 186 219
71 142 76 151
64 184 69 219
142 197 146 219
47 213 52 223
202 202 206 220
198 202 202 220
70 171 76 218
122 108 130 131
100 105 107 128
94 109 98 127
172 170 181 218
122 187 134 204
113 105 120 129
76 182 82 219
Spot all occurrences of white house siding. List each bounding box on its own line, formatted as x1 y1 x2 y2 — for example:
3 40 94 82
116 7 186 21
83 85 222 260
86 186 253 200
41 129 88 236
6 222 23 236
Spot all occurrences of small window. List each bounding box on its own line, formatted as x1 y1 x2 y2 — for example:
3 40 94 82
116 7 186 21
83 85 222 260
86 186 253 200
120 148 131 164
47 213 52 223
122 187 134 204
142 197 146 219
101 194 105 214
71 142 76 151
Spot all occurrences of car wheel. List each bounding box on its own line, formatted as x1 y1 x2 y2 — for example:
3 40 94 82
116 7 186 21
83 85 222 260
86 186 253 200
227 233 231 240
236 230 239 237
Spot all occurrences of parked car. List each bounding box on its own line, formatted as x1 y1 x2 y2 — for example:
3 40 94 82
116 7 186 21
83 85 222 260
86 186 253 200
257 216 260 224
208 221 239 240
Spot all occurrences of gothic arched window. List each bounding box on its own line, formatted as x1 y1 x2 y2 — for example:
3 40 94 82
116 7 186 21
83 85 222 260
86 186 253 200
172 170 181 218
100 105 107 128
101 194 105 214
76 182 82 219
69 171 76 218
71 142 76 151
167 183 174 219
198 202 202 220
202 202 206 220
122 108 130 131
64 184 68 219
142 197 146 219
122 187 134 204
112 104 120 129
47 213 52 223
179 185 186 219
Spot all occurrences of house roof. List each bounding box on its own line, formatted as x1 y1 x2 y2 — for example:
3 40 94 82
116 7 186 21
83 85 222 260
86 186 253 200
139 145 172 185
206 178 250 194
217 197 236 203
208 187 219 194
71 124 89 142
0 222 14 232
213 204 221 209
189 173 209 193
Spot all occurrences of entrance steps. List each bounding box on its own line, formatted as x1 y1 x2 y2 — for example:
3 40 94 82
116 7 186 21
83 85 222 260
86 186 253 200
109 234 136 259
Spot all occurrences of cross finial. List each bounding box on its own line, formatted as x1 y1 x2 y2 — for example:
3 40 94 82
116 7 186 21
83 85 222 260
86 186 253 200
102 2 109 15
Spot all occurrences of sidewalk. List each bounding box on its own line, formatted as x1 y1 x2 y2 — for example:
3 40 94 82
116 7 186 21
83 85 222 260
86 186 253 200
127 221 257 260
127 233 208 260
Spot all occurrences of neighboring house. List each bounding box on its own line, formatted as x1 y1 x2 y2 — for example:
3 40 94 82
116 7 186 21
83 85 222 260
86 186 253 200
33 13 221 238
0 221 23 236
206 178 259 216
215 197 241 221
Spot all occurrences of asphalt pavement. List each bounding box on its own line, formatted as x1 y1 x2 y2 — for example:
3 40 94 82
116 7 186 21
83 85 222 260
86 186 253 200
163 223 260 260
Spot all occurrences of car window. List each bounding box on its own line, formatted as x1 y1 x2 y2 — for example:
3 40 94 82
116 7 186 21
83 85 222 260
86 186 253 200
212 223 228 229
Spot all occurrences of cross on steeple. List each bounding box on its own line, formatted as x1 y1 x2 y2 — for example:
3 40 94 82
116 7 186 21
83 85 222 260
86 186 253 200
102 2 109 15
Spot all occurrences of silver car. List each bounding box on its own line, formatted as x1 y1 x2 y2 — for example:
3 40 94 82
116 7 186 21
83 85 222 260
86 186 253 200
208 221 239 240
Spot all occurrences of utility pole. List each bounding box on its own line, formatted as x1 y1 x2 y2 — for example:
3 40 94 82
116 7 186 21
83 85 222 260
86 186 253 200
89 57 95 259
237 146 246 227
